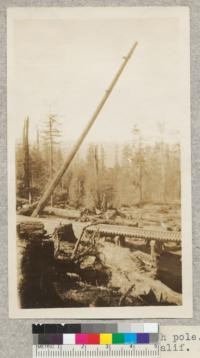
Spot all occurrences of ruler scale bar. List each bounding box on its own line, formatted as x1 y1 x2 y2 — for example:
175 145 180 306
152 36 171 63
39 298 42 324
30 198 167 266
33 345 160 358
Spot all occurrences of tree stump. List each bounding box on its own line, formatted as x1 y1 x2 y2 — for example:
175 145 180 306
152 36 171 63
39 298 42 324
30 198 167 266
17 221 56 308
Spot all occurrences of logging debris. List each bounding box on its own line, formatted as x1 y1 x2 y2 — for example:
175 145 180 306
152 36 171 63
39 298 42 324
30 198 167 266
17 219 182 308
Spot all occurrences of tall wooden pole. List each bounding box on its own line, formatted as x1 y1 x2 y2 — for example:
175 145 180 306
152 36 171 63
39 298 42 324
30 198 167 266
49 116 54 207
32 42 138 217
23 116 31 204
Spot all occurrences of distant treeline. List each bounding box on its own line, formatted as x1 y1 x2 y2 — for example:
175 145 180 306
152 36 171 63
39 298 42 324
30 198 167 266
16 136 181 209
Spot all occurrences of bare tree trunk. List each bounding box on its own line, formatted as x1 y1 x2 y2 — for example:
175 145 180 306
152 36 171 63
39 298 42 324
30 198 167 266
23 117 31 204
49 117 54 207
139 160 143 204
160 143 166 203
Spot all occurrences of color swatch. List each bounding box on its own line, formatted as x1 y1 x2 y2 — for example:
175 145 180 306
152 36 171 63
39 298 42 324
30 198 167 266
32 323 158 334
33 332 159 345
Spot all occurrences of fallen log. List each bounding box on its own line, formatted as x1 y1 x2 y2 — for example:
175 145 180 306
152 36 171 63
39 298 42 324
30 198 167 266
17 221 46 239
17 201 39 216
43 206 81 219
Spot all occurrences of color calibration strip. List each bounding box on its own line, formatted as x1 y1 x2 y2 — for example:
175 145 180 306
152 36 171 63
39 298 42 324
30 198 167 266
32 323 158 334
33 332 159 345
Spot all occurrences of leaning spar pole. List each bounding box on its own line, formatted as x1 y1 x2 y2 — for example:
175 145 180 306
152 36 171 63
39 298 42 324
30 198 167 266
32 42 138 217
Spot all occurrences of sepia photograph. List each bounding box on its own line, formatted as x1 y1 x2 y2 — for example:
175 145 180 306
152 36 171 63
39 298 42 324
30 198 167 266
8 7 192 318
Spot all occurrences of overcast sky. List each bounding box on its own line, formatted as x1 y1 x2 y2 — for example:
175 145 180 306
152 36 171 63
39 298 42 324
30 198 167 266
8 8 188 146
